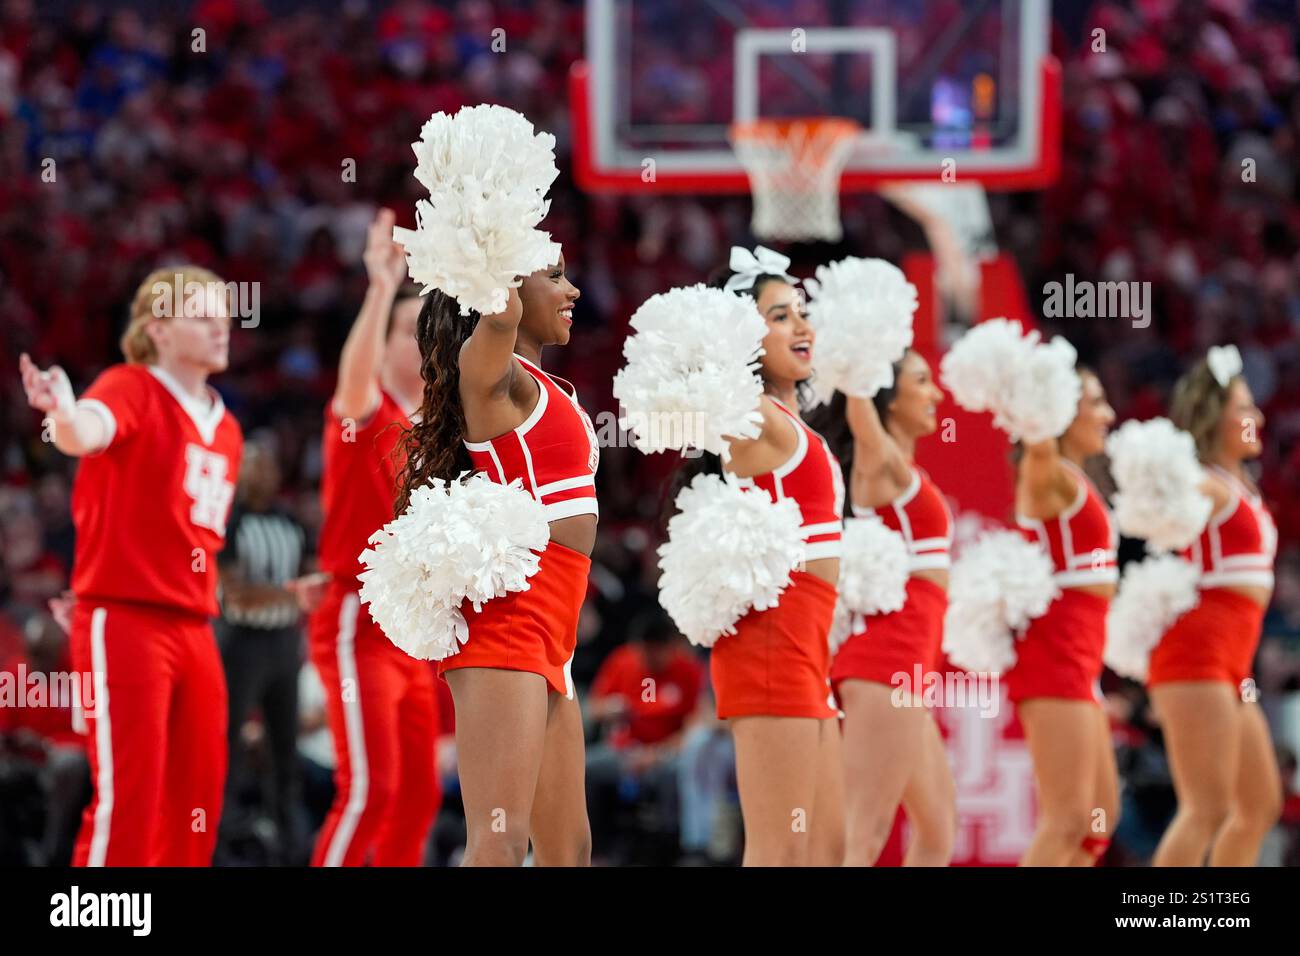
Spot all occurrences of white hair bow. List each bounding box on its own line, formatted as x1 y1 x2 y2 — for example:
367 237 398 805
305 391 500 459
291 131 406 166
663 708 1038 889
1206 344 1242 389
724 245 798 293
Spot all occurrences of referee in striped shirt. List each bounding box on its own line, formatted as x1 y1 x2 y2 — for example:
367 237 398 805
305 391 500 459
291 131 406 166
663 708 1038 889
217 436 308 865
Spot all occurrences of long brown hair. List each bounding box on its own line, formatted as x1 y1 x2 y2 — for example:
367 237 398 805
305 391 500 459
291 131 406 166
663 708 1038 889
1169 358 1235 463
394 289 479 513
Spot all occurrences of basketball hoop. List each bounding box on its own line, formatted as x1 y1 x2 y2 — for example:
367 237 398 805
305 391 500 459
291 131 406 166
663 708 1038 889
729 117 862 243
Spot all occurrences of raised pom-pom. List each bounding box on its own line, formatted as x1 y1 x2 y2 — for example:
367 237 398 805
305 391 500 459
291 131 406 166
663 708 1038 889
1105 555 1200 682
943 530 1059 674
657 473 805 647
1106 418 1212 552
613 285 767 458
829 515 910 654
941 318 1081 443
393 105 561 316
358 473 549 661
804 257 917 406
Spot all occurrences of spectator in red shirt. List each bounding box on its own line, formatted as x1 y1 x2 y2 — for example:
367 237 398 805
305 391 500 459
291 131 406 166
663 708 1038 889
585 605 704 864
0 612 90 865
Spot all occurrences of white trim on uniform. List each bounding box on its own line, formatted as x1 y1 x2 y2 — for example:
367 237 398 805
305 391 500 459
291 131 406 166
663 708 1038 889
770 412 807 480
1200 570 1274 590
86 607 114 867
148 365 225 445
910 537 949 552
800 521 843 539
894 468 922 508
544 497 600 521
76 399 118 448
323 593 369 868
535 474 596 497
803 540 842 561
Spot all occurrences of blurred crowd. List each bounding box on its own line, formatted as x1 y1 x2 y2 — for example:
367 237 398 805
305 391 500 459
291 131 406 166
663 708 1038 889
1 0 1298 865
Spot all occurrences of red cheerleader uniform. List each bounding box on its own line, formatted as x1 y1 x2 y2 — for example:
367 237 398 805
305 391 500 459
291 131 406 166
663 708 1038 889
310 391 441 867
1004 461 1118 704
445 353 600 698
69 364 243 866
711 398 844 719
831 466 953 694
1147 466 1276 688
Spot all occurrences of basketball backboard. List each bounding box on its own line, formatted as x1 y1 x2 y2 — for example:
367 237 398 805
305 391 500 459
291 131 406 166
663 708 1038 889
571 0 1060 194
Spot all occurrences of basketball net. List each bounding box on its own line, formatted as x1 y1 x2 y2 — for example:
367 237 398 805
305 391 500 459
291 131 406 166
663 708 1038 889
729 117 861 243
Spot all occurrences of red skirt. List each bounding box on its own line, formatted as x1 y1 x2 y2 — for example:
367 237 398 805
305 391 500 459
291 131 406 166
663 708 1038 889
830 577 947 696
710 571 838 720
1003 588 1109 704
439 541 590 697
1147 588 1265 689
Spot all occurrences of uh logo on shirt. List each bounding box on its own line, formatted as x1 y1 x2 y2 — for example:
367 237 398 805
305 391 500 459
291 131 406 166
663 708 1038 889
182 443 234 535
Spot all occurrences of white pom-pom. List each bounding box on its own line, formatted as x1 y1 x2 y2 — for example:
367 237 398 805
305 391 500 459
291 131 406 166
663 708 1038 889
613 285 767 458
943 530 1059 674
357 474 550 661
1106 418 1212 552
392 105 561 316
657 473 806 647
829 516 910 654
1105 555 1201 682
940 318 1081 443
804 257 917 406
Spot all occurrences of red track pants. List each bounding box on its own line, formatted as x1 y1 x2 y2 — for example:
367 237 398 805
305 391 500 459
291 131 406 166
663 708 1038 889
70 599 227 866
309 588 441 866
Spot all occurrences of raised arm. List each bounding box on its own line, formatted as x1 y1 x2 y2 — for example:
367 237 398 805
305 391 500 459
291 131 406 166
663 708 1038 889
458 285 525 398
334 208 409 422
1017 437 1076 518
845 394 910 500
19 353 109 457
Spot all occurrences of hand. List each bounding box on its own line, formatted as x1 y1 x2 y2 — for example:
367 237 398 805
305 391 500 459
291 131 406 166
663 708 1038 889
362 208 410 290
19 353 76 419
285 572 331 614
483 284 523 325
48 590 77 634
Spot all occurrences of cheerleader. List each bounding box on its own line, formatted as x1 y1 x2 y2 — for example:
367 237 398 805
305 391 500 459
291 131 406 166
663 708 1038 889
648 247 846 866
942 321 1120 866
1005 365 1121 866
356 106 595 867
306 208 441 867
394 256 593 867
1147 346 1281 866
19 267 242 865
813 352 957 867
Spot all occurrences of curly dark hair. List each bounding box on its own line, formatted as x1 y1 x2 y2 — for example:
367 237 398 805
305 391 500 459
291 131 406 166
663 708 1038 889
393 289 480 514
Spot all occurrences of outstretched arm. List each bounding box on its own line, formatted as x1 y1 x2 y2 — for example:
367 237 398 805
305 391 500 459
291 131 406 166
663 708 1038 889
334 208 409 422
19 353 108 457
